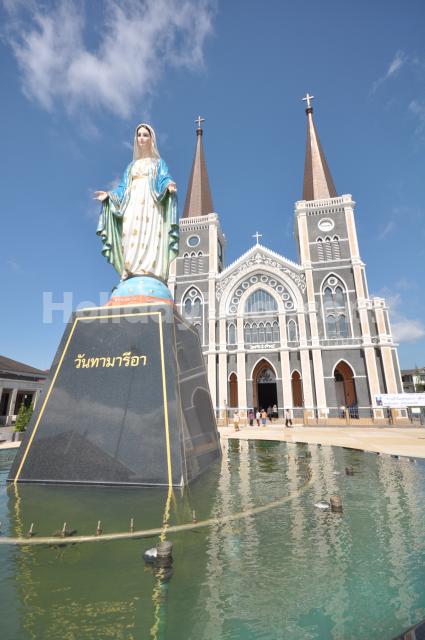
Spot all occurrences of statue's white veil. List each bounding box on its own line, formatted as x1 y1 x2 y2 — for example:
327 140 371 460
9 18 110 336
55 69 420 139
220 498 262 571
133 123 160 161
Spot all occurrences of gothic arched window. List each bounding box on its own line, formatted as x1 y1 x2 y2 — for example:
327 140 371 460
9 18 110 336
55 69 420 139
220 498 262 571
244 323 251 343
332 236 341 260
182 289 203 327
245 289 278 314
338 314 348 338
184 298 192 316
317 237 324 261
228 323 236 345
326 314 337 336
287 319 298 342
324 287 333 308
334 286 345 307
257 322 265 342
265 322 272 342
324 237 333 261
322 277 351 339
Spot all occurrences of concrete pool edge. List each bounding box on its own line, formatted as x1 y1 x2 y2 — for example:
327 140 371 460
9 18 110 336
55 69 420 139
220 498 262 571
219 425 425 459
3 425 425 459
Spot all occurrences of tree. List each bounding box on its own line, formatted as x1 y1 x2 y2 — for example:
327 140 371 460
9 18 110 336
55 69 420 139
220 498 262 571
414 367 425 393
15 402 33 432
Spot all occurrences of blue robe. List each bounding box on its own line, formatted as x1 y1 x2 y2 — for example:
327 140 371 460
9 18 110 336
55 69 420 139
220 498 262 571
96 158 178 279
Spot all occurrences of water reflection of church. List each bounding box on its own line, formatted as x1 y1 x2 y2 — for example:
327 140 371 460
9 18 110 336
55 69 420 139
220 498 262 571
168 99 403 422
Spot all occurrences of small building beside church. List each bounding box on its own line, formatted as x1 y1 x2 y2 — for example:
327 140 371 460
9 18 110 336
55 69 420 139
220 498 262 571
169 98 403 423
0 355 46 427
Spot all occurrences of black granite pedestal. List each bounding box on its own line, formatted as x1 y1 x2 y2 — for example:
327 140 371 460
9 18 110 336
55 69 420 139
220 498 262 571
8 302 221 487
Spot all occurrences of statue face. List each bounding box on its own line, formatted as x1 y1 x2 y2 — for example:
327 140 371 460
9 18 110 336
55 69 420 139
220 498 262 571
137 126 152 151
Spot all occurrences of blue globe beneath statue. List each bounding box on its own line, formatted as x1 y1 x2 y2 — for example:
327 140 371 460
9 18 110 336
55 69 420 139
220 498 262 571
108 275 173 306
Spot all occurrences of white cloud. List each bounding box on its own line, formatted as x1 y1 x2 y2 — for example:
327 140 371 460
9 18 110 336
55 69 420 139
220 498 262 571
409 99 425 134
381 292 425 343
387 51 406 76
370 50 407 94
6 259 23 273
4 0 215 118
392 319 425 342
378 220 396 240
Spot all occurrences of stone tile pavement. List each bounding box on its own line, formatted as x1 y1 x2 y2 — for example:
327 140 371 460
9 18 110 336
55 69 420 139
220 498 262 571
219 423 425 459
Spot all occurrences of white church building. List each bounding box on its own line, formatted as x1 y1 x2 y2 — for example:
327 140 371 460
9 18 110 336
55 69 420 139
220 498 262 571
168 99 404 423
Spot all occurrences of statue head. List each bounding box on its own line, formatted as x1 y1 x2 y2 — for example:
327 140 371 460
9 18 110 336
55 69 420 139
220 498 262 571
133 123 160 160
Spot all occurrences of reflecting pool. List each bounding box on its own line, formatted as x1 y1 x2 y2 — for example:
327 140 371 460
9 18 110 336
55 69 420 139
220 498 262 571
1 441 425 639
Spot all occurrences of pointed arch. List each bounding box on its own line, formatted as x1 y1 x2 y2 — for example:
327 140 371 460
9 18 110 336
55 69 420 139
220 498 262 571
227 322 236 345
251 358 278 412
331 359 357 378
333 360 357 411
250 357 277 380
219 260 304 317
320 272 353 339
228 372 238 408
316 236 325 261
291 370 303 407
287 318 298 342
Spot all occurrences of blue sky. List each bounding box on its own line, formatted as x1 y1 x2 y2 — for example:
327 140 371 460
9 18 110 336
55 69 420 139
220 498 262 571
1 0 424 371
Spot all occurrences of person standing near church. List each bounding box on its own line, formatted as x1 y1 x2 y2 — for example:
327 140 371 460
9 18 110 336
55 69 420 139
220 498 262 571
285 408 293 428
256 409 261 426
248 408 254 426
233 409 240 432
261 409 267 427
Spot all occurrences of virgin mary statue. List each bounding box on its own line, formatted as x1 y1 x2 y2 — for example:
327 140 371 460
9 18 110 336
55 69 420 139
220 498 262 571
95 123 178 283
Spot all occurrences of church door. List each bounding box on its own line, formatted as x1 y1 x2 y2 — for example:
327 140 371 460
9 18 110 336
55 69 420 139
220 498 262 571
229 373 238 408
334 361 357 408
252 360 277 411
291 371 303 407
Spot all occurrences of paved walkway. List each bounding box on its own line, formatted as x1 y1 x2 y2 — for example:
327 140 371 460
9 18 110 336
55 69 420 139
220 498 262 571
0 441 20 450
219 424 425 459
3 426 425 459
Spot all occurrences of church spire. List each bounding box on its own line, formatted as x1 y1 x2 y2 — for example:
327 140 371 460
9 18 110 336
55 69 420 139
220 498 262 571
182 116 214 218
302 94 337 201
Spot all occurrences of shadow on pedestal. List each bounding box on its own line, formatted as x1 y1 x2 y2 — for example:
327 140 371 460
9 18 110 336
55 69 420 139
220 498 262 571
8 302 221 487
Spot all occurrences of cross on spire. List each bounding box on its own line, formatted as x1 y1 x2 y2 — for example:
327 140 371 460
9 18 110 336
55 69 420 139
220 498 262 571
195 115 205 129
253 231 262 245
302 93 314 109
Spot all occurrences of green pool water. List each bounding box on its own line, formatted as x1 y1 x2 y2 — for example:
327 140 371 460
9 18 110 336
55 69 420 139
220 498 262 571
1 441 425 640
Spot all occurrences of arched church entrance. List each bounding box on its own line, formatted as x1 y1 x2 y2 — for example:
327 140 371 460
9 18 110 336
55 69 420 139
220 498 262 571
229 373 238 408
334 361 357 408
291 371 303 407
252 360 277 411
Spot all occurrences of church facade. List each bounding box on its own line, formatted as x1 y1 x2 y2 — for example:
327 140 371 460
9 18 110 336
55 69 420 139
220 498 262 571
168 101 403 423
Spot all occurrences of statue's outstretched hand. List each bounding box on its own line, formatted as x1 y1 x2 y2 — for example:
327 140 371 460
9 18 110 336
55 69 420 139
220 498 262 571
167 183 177 193
94 191 109 202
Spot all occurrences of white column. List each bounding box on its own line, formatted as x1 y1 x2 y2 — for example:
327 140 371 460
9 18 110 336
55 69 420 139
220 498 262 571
236 352 247 414
218 353 227 417
381 347 398 394
6 388 18 427
33 389 41 410
236 316 247 414
345 204 360 259
312 349 327 415
364 347 384 419
278 312 287 348
300 350 314 413
218 317 227 416
280 350 293 409
207 354 217 409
